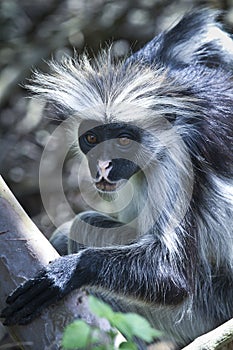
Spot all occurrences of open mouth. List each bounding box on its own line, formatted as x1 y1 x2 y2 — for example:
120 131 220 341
95 179 117 192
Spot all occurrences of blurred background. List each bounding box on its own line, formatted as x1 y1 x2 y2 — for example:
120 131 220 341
1 0 233 238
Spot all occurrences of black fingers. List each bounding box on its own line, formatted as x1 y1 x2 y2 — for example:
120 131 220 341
1 274 58 326
6 272 47 304
2 289 59 325
1 254 82 326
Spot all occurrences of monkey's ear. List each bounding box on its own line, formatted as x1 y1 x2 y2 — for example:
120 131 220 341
129 9 233 69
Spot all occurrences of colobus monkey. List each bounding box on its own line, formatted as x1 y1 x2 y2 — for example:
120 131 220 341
1 9 233 349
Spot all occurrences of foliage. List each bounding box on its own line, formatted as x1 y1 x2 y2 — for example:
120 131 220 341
62 296 162 350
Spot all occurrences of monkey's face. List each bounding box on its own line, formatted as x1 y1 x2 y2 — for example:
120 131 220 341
78 121 143 193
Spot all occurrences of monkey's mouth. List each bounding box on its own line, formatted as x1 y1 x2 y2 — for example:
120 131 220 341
95 179 117 192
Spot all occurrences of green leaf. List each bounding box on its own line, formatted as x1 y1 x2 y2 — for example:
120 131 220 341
89 295 115 321
122 313 162 342
88 296 162 343
92 346 112 350
119 341 137 350
62 320 91 349
110 313 134 340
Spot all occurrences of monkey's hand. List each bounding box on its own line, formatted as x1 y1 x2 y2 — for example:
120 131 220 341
1 254 82 326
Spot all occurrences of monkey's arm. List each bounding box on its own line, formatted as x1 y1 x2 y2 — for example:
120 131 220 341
1 243 189 326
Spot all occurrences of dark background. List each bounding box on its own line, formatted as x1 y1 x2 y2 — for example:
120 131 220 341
0 0 233 238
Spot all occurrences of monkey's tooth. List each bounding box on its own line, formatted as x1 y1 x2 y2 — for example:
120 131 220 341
96 180 117 192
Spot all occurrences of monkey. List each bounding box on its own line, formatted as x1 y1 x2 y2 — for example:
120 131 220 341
1 9 233 349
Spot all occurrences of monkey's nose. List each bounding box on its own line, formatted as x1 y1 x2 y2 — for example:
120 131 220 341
97 160 112 179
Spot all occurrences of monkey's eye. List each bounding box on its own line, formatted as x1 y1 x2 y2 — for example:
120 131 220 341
85 133 98 145
117 137 132 146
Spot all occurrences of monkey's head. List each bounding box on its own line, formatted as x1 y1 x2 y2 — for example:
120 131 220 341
28 9 233 199
78 120 145 194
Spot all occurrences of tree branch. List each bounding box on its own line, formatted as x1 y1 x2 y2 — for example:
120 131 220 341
0 176 106 349
181 318 233 350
